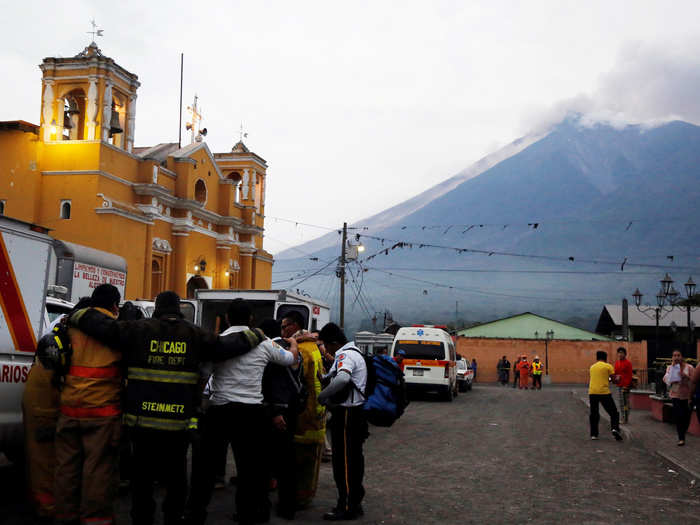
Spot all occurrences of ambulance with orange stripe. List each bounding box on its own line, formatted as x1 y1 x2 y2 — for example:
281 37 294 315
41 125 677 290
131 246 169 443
391 325 458 401
0 217 55 460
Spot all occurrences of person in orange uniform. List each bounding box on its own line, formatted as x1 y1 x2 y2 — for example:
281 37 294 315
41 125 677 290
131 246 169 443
517 355 530 389
22 353 60 522
54 284 123 525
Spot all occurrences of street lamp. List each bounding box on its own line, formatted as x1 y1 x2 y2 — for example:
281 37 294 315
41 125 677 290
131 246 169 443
545 329 554 376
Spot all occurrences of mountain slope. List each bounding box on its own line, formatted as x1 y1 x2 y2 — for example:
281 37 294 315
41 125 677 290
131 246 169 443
274 118 700 332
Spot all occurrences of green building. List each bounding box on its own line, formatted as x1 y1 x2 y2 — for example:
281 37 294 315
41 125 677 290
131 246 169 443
456 312 612 341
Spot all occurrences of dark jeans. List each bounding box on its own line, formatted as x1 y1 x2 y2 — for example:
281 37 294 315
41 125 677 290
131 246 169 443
589 394 620 437
672 398 692 441
268 408 297 515
512 371 519 388
532 375 542 389
329 406 369 513
189 402 270 524
130 427 189 525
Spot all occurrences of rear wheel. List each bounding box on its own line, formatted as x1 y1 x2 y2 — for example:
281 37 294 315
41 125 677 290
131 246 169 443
443 385 454 402
467 383 472 391
458 382 467 392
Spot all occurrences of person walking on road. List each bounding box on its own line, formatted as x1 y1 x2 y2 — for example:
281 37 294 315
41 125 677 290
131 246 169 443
531 356 543 390
663 350 694 446
471 358 478 382
588 350 623 441
516 355 530 389
497 356 510 385
317 323 368 521
613 347 634 424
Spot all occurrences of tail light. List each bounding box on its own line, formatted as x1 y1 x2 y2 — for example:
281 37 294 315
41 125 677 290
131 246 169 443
444 363 450 378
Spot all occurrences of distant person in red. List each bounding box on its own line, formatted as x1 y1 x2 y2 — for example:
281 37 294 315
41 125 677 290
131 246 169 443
517 356 530 389
613 347 634 424
394 350 406 372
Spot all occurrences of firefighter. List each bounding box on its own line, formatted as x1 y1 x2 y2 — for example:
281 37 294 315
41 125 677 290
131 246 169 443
532 356 543 390
69 291 266 525
23 297 92 523
54 284 123 525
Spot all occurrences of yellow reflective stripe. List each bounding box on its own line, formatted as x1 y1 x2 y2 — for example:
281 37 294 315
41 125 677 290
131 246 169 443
294 428 327 444
127 367 198 384
123 413 188 431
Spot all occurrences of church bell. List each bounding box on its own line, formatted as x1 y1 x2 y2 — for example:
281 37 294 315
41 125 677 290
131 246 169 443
109 109 123 137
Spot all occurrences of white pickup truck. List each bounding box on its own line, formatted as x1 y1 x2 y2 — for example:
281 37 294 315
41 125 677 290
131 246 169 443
0 217 54 461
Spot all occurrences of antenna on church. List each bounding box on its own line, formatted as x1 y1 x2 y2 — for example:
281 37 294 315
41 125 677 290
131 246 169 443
87 19 104 43
239 122 248 141
178 53 184 148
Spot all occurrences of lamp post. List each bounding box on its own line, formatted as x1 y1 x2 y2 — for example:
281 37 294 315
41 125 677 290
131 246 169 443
545 329 554 376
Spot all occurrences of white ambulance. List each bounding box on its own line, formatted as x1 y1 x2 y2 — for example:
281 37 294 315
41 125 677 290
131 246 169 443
391 325 458 401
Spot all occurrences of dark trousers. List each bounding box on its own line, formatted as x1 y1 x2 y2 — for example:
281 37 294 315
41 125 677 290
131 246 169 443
532 375 542 389
512 371 519 388
130 427 189 525
671 398 692 441
189 402 270 524
329 406 369 513
268 409 297 515
589 394 620 437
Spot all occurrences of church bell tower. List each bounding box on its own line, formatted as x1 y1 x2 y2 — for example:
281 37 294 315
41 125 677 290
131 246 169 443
39 41 140 151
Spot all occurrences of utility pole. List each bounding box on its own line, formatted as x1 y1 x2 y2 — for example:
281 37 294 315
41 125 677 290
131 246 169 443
339 222 347 329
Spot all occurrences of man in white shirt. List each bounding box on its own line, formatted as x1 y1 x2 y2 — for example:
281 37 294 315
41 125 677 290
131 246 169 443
317 323 368 521
188 300 298 525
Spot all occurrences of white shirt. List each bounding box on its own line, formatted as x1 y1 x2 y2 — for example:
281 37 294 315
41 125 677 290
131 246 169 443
328 342 367 407
207 325 295 405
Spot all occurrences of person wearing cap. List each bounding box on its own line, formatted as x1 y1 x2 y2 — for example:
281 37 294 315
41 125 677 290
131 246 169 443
317 323 368 521
69 291 266 525
394 349 406 372
531 356 543 390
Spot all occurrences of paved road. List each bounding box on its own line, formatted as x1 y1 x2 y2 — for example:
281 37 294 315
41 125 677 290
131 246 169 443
3 385 699 524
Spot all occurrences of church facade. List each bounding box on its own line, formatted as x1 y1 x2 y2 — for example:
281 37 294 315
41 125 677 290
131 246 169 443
0 42 273 299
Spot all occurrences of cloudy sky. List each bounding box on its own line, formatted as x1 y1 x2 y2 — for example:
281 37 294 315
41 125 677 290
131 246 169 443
2 1 699 254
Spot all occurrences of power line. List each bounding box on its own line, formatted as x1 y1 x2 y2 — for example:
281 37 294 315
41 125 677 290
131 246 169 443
358 234 700 272
362 266 667 275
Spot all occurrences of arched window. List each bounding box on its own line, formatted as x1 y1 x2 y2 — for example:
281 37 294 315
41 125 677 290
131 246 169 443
194 179 207 203
62 89 86 140
227 171 242 204
151 258 163 298
60 200 71 219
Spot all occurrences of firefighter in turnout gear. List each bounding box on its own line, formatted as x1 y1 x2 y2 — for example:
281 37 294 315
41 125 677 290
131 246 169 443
69 291 266 525
532 356 543 390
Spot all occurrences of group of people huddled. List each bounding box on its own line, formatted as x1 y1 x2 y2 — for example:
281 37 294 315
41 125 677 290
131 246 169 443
23 284 371 525
495 355 544 390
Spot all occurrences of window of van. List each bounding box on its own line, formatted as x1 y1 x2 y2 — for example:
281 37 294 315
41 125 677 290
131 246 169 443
394 340 445 360
457 360 467 370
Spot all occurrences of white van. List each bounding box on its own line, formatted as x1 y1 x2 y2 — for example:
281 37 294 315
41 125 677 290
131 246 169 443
391 325 458 401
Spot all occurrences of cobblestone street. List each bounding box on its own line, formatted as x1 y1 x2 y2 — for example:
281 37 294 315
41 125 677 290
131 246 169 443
3 385 700 524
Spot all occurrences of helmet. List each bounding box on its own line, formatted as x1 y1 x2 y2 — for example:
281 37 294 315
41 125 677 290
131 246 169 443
36 324 72 372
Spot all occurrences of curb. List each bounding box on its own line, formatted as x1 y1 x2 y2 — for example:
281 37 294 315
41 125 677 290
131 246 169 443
655 450 700 480
572 390 699 481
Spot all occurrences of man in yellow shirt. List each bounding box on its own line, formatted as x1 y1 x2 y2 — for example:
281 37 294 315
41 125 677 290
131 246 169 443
588 351 623 441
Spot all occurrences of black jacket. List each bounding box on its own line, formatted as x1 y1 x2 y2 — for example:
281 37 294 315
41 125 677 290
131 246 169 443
72 308 264 430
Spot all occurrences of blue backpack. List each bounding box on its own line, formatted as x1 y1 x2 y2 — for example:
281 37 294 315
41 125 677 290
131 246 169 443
348 349 409 427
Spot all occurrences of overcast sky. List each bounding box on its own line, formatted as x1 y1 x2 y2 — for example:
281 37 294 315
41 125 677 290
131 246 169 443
2 1 699 254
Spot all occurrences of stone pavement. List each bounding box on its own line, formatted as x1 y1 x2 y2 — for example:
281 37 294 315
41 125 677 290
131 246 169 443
3 385 700 524
572 386 700 480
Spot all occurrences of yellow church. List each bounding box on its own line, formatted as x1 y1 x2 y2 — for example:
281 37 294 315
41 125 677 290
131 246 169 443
0 42 273 300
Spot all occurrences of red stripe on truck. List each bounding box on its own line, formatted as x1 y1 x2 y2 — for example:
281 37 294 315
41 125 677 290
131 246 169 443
0 234 37 352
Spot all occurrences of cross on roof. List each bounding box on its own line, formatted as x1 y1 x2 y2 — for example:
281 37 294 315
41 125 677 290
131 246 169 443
87 19 104 43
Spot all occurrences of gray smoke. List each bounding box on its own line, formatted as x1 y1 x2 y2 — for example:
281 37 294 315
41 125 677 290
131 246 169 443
522 39 700 133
